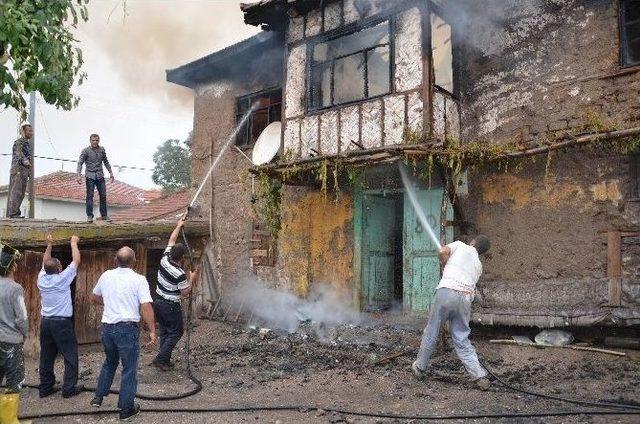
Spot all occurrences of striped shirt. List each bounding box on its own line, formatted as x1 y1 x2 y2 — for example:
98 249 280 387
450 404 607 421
156 247 189 302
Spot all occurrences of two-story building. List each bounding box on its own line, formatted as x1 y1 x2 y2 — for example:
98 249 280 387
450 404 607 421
168 0 640 327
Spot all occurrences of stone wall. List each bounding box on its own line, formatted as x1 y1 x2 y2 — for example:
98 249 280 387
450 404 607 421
454 0 640 283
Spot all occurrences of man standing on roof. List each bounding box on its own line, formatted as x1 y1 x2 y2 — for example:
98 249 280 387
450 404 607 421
0 246 29 423
6 124 34 218
151 216 196 371
37 234 83 399
76 133 114 223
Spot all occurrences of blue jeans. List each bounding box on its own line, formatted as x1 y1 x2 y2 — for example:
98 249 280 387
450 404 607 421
85 177 107 218
153 298 184 365
39 317 79 396
95 323 139 411
415 288 487 379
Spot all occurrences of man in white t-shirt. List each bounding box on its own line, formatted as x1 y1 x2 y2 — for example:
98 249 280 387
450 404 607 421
412 235 491 390
89 246 156 420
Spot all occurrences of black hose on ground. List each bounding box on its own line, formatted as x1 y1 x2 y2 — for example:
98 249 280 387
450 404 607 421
479 359 640 411
17 405 640 421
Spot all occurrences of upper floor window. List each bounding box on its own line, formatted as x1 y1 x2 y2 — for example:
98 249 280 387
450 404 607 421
621 0 640 67
236 88 282 148
309 20 391 110
431 13 453 93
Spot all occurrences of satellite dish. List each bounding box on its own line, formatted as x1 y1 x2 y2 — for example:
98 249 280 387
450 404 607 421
252 121 281 166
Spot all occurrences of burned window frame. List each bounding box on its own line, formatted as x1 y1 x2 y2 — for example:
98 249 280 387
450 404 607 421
235 87 282 149
306 16 395 112
620 0 640 68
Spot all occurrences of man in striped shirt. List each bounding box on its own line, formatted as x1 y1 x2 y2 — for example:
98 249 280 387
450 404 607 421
151 217 194 370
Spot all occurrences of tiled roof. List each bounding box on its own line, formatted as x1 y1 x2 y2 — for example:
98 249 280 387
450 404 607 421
110 189 192 222
0 171 151 206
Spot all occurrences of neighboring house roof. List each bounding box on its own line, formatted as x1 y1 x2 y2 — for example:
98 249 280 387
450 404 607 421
166 31 284 89
0 171 152 207
111 189 191 222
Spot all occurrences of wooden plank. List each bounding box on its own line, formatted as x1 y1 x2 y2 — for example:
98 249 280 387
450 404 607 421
607 231 622 307
13 250 44 356
74 250 112 344
490 339 626 357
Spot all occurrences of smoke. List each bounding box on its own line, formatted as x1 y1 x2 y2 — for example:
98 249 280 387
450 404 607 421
229 280 361 334
78 1 258 111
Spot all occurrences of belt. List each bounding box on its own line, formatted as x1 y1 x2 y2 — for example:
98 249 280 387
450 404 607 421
104 321 139 327
42 316 72 320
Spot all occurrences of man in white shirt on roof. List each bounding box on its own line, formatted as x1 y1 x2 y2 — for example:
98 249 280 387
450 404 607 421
37 234 83 399
89 246 156 420
411 235 492 390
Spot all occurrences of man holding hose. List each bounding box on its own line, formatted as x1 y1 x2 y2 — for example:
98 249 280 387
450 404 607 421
412 235 492 390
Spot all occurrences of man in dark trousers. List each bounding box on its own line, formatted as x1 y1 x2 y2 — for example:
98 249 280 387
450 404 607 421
151 217 195 371
90 246 156 420
76 133 114 223
0 246 29 423
37 234 83 398
6 124 34 218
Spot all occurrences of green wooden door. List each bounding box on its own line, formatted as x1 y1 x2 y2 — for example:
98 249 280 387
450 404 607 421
362 194 397 311
403 187 453 312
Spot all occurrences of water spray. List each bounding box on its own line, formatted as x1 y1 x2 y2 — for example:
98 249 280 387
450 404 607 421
189 103 259 209
398 164 442 250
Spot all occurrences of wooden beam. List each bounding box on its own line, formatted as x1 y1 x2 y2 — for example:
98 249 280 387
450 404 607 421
607 231 622 307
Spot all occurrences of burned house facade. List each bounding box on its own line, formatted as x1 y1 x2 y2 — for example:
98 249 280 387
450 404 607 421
168 0 640 327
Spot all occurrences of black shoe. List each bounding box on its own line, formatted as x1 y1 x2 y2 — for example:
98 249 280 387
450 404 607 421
62 385 85 398
39 387 58 398
151 360 171 372
119 403 140 420
90 396 103 407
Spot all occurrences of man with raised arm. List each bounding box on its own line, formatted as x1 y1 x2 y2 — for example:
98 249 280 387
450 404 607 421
37 234 83 398
411 235 492 390
151 216 196 371
90 246 156 420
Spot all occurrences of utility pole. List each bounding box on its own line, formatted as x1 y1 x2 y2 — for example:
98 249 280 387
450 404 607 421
28 92 35 218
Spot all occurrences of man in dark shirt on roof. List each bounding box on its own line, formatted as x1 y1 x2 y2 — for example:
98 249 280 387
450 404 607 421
6 124 34 218
76 133 114 223
151 216 196 371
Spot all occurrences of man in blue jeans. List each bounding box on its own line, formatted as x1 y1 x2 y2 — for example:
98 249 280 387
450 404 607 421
90 246 156 420
151 217 195 371
37 234 83 398
412 235 492 390
76 133 115 223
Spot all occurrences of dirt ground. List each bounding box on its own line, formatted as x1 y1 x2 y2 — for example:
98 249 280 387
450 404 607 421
18 317 640 423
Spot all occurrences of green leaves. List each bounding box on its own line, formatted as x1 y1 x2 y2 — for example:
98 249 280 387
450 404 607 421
0 0 89 118
152 139 192 193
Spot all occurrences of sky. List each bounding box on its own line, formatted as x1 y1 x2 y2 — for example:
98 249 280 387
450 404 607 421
0 0 258 189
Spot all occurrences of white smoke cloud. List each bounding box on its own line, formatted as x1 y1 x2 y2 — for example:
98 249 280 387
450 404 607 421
229 280 361 333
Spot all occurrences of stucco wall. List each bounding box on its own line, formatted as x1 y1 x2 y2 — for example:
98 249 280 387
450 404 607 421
0 195 129 221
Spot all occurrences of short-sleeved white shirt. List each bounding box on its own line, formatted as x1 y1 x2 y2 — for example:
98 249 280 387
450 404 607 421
437 241 483 294
93 267 153 324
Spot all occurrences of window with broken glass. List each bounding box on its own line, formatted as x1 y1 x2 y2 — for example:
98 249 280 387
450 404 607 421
236 88 282 148
431 13 454 93
621 0 640 67
308 20 392 110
